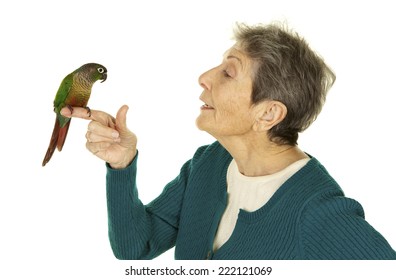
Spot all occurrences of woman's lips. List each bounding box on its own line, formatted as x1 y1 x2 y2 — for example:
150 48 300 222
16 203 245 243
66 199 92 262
201 104 214 110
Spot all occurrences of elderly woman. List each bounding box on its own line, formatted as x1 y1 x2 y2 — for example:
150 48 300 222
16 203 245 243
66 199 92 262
63 23 396 260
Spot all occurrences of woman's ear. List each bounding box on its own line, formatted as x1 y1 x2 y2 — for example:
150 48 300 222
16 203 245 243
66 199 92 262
253 101 287 132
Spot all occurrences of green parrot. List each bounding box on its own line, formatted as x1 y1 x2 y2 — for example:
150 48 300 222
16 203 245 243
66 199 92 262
42 63 107 166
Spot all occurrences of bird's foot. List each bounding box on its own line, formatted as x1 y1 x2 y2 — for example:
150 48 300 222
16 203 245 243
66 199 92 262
66 105 74 114
85 107 91 117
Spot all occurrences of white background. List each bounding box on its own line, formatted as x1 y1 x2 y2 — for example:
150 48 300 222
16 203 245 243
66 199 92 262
1 0 395 279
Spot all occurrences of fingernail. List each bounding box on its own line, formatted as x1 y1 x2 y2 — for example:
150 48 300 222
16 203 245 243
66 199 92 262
112 131 119 138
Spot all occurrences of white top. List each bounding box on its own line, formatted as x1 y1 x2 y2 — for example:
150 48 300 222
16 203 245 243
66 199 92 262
213 158 310 251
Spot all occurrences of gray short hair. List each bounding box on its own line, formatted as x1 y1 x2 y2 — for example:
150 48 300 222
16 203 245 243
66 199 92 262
234 23 336 145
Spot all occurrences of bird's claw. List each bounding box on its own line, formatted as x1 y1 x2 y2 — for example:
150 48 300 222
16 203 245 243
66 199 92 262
67 105 74 114
85 107 91 117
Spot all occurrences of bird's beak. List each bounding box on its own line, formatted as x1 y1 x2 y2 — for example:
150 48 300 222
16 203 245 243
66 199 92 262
101 73 107 83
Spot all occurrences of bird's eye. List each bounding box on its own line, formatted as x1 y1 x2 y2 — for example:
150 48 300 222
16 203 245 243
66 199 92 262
97 67 105 74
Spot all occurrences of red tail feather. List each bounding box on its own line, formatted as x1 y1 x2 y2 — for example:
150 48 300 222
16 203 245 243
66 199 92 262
42 117 71 166
57 120 71 151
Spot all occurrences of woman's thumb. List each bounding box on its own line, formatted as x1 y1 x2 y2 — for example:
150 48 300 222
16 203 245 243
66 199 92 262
115 105 129 132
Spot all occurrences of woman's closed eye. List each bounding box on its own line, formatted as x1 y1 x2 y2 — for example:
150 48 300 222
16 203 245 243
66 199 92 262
223 69 232 78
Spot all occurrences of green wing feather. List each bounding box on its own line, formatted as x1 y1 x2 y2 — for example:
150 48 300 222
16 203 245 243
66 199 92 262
54 73 73 110
53 73 73 127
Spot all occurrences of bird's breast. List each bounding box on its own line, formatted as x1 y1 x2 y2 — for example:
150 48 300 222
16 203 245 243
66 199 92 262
65 75 93 107
65 89 91 107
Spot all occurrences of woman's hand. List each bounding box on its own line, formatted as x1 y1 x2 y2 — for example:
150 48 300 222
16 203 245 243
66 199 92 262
61 105 137 169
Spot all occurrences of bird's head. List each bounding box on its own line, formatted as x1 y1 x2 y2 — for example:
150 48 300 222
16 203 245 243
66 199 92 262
80 63 108 83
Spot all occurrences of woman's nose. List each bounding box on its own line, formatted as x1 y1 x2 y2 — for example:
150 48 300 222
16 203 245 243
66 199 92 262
198 68 213 91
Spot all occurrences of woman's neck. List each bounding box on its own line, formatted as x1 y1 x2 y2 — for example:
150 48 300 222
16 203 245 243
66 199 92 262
217 135 308 177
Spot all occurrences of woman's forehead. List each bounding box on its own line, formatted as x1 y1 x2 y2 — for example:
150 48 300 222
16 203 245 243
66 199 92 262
223 44 245 57
223 45 255 74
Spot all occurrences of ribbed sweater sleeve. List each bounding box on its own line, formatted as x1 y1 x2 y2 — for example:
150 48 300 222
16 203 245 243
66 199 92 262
106 147 207 260
300 193 396 259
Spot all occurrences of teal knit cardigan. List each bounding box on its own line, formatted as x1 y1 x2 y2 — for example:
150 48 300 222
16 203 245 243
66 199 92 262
106 141 396 260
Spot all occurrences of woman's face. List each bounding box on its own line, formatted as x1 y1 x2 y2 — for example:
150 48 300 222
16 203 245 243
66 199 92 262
196 45 257 138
